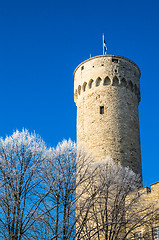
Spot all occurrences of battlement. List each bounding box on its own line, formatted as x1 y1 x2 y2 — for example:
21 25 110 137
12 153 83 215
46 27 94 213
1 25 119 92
137 182 159 195
128 182 159 209
74 55 141 104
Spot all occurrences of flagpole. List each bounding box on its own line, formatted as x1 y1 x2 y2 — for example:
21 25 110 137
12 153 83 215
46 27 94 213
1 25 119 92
103 33 104 55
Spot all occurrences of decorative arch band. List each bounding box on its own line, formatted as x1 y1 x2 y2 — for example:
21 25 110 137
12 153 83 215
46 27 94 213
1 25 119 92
74 76 140 102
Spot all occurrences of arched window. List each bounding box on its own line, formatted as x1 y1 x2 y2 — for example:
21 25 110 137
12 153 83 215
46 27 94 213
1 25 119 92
137 88 140 100
120 78 127 87
103 76 111 86
134 84 137 95
88 79 94 89
78 85 81 95
82 82 87 92
128 80 133 91
74 90 78 100
112 76 119 86
96 77 102 87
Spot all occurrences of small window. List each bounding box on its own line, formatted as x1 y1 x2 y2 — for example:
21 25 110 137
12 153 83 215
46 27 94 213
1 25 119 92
112 58 119 63
134 232 142 240
78 86 81 95
100 106 104 114
83 82 87 92
120 78 127 87
89 79 93 89
81 66 84 70
134 84 137 95
112 76 119 86
153 227 159 240
128 80 134 91
104 76 111 86
96 77 102 87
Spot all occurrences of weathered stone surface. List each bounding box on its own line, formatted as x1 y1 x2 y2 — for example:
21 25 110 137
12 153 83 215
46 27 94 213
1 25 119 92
74 55 142 181
126 182 159 239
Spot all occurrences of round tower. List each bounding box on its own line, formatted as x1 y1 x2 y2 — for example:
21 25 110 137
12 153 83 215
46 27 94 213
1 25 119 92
74 55 142 181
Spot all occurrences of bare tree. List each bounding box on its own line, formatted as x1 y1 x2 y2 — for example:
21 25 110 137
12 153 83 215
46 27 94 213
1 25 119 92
0 131 95 240
0 130 157 240
76 157 158 240
39 140 95 240
0 129 49 240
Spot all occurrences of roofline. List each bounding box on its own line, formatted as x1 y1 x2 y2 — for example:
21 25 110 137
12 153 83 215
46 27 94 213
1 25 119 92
150 181 159 187
73 55 141 78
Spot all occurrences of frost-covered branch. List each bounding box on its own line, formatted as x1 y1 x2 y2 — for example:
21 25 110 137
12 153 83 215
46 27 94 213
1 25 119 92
0 129 49 240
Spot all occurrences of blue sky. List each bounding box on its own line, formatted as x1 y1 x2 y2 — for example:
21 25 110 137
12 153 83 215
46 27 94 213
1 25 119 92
0 0 158 186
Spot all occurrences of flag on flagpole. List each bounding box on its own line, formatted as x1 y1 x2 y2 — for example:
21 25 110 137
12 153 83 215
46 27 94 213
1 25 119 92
104 39 107 54
103 34 107 55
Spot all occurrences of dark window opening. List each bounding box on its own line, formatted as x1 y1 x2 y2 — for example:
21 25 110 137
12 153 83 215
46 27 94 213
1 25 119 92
134 232 142 240
153 226 159 240
121 78 127 87
112 76 119 86
104 77 111 86
96 77 101 87
89 80 93 89
81 66 84 70
112 58 119 63
100 106 104 114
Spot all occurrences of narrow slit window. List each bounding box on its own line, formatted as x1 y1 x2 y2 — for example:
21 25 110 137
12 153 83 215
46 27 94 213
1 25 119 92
81 66 84 70
100 106 104 114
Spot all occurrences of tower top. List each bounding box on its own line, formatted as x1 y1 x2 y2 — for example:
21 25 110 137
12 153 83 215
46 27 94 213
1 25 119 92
73 55 141 78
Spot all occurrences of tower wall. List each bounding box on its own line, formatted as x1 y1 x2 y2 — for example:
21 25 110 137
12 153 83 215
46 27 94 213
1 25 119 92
74 55 142 180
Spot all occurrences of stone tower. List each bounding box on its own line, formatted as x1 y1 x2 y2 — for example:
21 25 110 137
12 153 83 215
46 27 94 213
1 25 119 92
74 55 142 182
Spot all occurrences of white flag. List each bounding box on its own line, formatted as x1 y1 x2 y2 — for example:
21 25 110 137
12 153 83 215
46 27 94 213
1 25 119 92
104 40 107 54
103 34 107 55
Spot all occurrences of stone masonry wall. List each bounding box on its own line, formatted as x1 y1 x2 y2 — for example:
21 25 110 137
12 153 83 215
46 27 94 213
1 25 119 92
127 182 159 239
74 55 142 181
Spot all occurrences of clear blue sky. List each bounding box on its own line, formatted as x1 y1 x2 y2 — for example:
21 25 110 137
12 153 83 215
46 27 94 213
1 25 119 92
0 0 158 186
